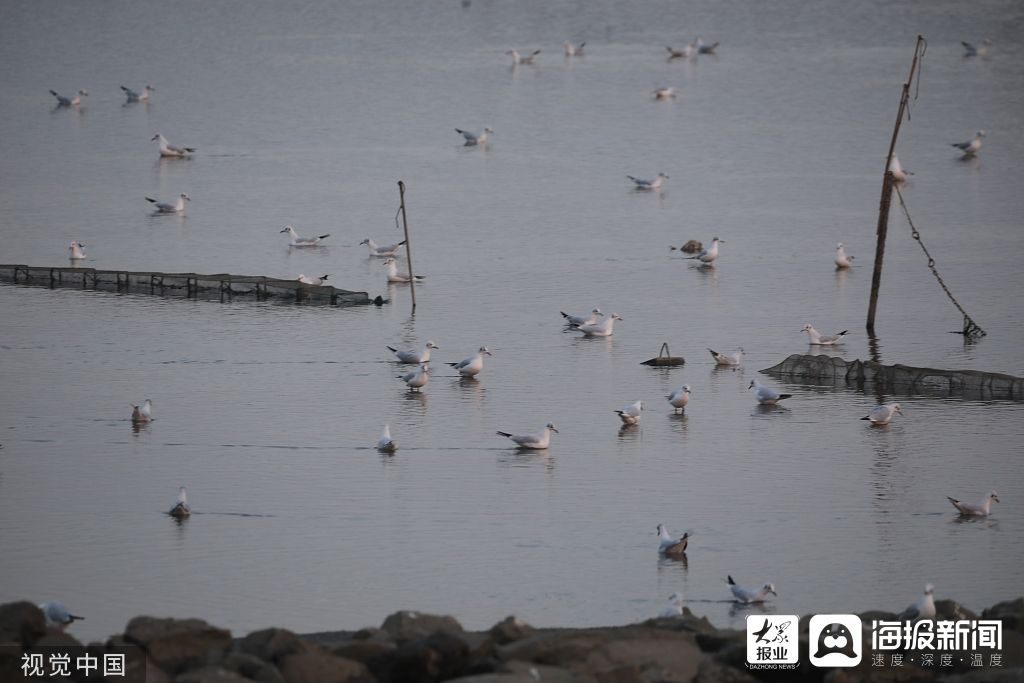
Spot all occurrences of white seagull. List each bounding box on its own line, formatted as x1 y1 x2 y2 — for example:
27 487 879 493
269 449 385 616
297 274 330 286
896 584 936 621
951 130 985 156
455 127 493 146
38 602 84 630
50 89 88 107
577 313 622 337
131 398 153 423
388 341 438 364
657 524 689 555
962 39 992 58
835 243 854 269
800 324 848 345
653 87 677 100
727 576 777 604
627 173 669 190
121 84 154 102
68 241 87 260
507 49 541 65
151 133 195 158
749 380 791 405
146 193 190 214
889 154 912 183
615 400 644 425
861 402 902 425
400 364 430 391
658 592 686 618
377 424 397 453
280 225 330 247
360 237 405 257
666 44 695 60
696 38 719 54
448 346 492 377
564 41 585 57
169 486 191 518
667 385 691 414
947 490 999 517
561 308 603 327
708 347 743 366
383 257 424 283
686 238 724 265
496 423 559 450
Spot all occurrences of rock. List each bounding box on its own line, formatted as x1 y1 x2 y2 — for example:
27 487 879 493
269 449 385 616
239 628 308 664
694 628 744 653
0 601 47 646
351 627 392 643
332 640 397 664
936 599 978 621
488 616 535 646
124 616 233 675
938 669 1024 683
370 632 470 683
175 666 258 683
681 240 702 253
221 653 288 683
983 598 1024 633
692 659 759 683
277 649 373 683
380 611 464 643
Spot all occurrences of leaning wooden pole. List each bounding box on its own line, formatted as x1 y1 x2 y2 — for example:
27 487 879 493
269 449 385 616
397 180 416 312
867 35 926 334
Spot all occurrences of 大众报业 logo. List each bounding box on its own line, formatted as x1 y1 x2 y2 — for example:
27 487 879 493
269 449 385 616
746 615 799 666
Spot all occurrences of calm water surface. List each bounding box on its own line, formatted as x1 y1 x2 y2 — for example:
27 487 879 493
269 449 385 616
1 0 1023 641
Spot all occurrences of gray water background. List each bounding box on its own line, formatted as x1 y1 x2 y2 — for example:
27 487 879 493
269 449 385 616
1 0 1022 641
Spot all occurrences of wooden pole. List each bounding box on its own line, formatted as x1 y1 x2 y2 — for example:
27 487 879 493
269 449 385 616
397 181 416 312
867 35 925 334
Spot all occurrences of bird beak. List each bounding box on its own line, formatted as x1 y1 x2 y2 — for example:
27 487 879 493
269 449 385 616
770 589 778 596
994 495 1000 503
551 427 559 433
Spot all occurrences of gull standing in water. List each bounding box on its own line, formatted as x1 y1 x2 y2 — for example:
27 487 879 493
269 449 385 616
727 576 777 604
749 380 791 405
653 87 677 100
627 173 669 191
657 524 689 555
708 347 743 366
835 243 854 269
377 424 397 453
564 41 585 56
383 258 424 283
387 341 439 364
947 490 999 516
666 44 695 60
496 423 559 450
146 193 190 214
50 89 88 107
151 133 195 158
962 39 992 58
667 385 691 414
615 400 644 425
68 241 87 260
951 130 985 157
861 402 902 425
686 238 724 265
658 592 685 617
169 486 191 518
897 584 936 621
448 346 492 377
39 602 84 630
131 399 153 424
360 237 405 257
455 127 493 146
281 225 330 246
297 274 330 286
507 49 541 65
577 313 622 337
400 364 430 391
121 84 154 102
800 324 848 345
561 308 603 326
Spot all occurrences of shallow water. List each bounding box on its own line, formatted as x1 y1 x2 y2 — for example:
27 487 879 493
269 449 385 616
1 0 1023 641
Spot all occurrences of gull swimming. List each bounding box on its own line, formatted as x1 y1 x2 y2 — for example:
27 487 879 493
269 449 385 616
121 84 154 102
455 127 493 146
627 173 669 191
169 486 191 518
951 130 985 156
577 313 622 337
496 423 559 450
897 584 936 621
749 380 791 405
448 346 492 377
360 237 405 257
131 398 153 423
658 592 685 617
696 38 719 54
962 39 992 58
388 341 438 364
561 308 603 326
507 49 541 65
861 402 902 425
800 324 848 345
39 602 84 630
889 154 912 183
835 243 854 269
653 87 677 100
947 490 999 516
151 133 195 158
667 385 691 413
708 347 743 366
686 238 724 265
281 225 330 247
657 524 689 555
68 241 87 260
727 576 777 604
378 424 397 453
400 363 430 391
50 89 88 107
666 44 695 60
564 41 585 57
615 400 644 425
297 274 330 286
146 193 190 214
383 257 424 283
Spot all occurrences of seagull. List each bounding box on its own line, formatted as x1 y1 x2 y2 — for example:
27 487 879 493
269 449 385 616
696 38 719 54
297 274 330 286
50 89 88 107
951 130 985 156
667 385 691 414
561 308 603 327
657 524 689 555
889 154 912 183
400 363 430 391
448 346 492 377
38 602 84 630
658 592 685 617
947 490 999 516
962 39 992 58
896 584 936 621
627 173 669 191
708 347 743 366
455 127 494 146
387 341 439 364
861 402 902 425
727 576 777 604
151 133 195 158
146 193 190 214
131 399 153 423
666 44 695 60
68 241 87 260
749 380 791 405
377 424 397 453
169 486 191 518
685 238 724 265
835 243 854 269
496 423 559 450
564 41 585 57
383 257 424 283
507 49 541 65
121 84 154 102
280 225 330 247
577 313 622 337
359 237 405 257
800 324 848 345
615 400 644 425
653 87 677 100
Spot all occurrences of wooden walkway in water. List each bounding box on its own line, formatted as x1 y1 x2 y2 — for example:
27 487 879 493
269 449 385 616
0 264 378 306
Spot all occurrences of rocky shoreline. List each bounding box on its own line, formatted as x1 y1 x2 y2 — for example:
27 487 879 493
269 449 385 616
1 598 1022 682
